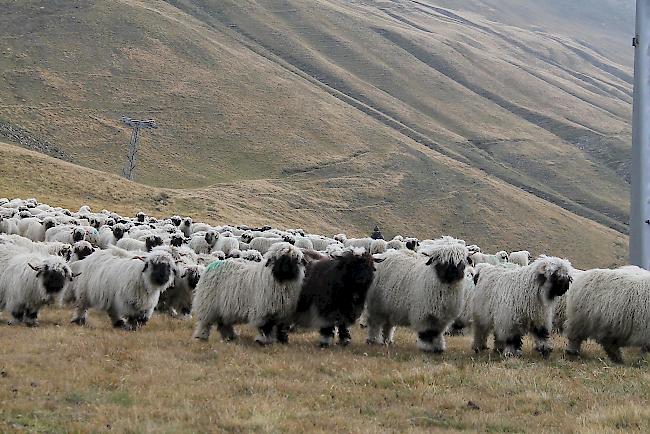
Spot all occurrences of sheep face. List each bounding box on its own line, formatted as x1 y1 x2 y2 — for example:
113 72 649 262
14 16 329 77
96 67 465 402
535 257 573 300
434 260 466 284
240 232 254 243
170 234 184 247
406 239 419 251
497 251 508 262
43 218 56 231
136 212 146 223
112 225 125 240
205 231 218 246
185 267 202 290
145 259 173 287
182 218 192 228
265 243 305 283
282 234 296 245
170 216 181 226
145 235 163 252
72 228 85 243
73 242 94 261
30 260 72 294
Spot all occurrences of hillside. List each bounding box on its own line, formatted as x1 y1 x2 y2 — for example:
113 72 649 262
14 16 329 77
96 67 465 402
0 0 633 265
0 141 628 268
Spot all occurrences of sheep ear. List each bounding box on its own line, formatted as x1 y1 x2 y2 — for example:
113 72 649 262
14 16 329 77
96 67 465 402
425 257 434 266
28 263 41 272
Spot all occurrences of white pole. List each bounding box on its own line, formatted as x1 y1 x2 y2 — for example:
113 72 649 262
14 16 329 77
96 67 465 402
631 0 650 268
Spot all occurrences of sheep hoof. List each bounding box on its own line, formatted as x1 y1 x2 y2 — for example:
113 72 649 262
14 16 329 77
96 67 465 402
338 337 351 347
319 342 331 348
71 317 86 326
25 320 39 328
536 346 552 359
255 335 272 346
366 338 381 345
564 349 580 358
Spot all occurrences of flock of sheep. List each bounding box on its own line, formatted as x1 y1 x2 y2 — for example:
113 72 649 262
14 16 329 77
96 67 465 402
1 197 648 365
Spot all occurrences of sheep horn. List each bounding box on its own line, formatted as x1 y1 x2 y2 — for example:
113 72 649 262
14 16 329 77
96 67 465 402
28 263 41 272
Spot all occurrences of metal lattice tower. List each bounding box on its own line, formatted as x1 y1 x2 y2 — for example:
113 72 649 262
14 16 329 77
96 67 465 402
121 116 157 181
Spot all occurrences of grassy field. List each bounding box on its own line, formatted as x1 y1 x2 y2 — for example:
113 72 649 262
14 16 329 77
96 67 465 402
1 307 648 433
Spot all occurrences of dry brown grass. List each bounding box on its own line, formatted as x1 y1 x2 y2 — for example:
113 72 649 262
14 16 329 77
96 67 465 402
0 306 648 433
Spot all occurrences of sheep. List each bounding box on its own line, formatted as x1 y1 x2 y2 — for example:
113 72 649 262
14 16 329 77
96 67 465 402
333 233 347 243
564 267 650 364
446 266 476 335
365 239 469 352
154 246 203 318
0 234 73 261
508 250 532 266
69 249 176 329
370 239 387 254
248 237 283 255
116 234 163 252
343 237 373 251
18 216 57 242
45 226 86 245
306 235 337 251
472 256 573 358
293 236 313 250
97 224 127 249
467 245 481 254
179 217 193 237
282 249 382 347
192 242 306 345
240 250 263 262
0 245 74 326
215 235 240 256
189 231 218 254
471 250 508 266
70 241 95 263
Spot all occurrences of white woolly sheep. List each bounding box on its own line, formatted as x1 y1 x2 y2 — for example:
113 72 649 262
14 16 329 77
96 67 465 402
508 250 532 266
0 244 74 326
189 231 219 254
472 256 573 358
215 236 240 256
192 242 306 345
471 250 508 266
116 234 163 252
565 266 650 364
365 239 469 352
248 237 283 255
69 249 176 329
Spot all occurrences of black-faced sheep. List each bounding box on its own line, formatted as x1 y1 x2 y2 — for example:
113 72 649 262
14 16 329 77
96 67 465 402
191 243 306 345
364 239 469 352
472 256 573 358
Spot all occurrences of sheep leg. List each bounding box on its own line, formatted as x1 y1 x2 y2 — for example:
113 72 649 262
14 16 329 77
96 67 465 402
217 323 237 342
337 324 351 346
319 326 335 348
108 308 128 330
382 324 396 345
8 308 24 326
446 319 465 336
600 341 624 364
358 308 369 329
255 320 276 346
366 319 384 345
71 293 89 326
565 335 584 358
417 328 445 353
23 309 39 327
503 335 523 358
472 322 490 353
532 326 552 359
193 320 213 341
276 323 290 344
